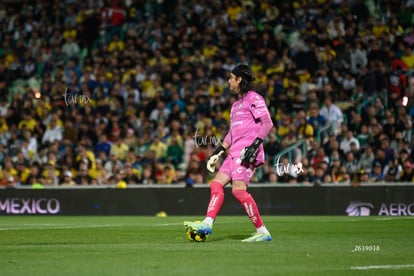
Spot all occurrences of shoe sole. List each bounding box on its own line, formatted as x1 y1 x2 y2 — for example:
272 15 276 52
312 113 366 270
241 235 272 242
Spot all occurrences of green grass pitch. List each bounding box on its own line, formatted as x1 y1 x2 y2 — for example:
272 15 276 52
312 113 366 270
0 216 413 276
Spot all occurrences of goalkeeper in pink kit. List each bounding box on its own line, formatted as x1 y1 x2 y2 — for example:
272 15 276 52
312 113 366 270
184 64 273 242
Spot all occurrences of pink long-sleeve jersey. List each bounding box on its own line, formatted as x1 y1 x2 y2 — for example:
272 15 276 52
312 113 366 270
223 91 273 167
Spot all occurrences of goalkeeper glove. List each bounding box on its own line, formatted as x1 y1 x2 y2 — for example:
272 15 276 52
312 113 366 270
206 146 225 173
240 138 263 167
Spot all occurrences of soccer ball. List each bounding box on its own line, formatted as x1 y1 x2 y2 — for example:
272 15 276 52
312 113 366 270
186 230 208 242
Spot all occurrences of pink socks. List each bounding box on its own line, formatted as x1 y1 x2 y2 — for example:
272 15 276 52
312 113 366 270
206 183 265 230
232 189 264 228
206 181 225 219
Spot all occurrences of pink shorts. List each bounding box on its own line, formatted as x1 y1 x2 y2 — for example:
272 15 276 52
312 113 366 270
218 156 255 185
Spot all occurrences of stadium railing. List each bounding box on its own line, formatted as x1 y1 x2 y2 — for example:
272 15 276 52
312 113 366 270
273 138 307 164
316 121 334 145
271 121 335 166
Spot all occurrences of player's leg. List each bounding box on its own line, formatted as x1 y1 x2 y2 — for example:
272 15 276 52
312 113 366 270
184 163 231 236
183 173 230 235
231 175 271 242
203 172 230 226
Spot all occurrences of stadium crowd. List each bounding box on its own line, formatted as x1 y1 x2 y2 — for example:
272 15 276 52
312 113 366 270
1 0 414 188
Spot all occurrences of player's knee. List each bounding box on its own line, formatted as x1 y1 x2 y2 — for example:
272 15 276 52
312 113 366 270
210 181 224 195
232 189 250 201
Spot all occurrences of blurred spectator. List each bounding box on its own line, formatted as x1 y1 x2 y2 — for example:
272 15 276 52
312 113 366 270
390 131 405 157
62 120 78 143
15 160 30 185
401 45 414 69
166 135 183 168
159 165 177 184
356 124 370 150
311 146 329 170
340 130 360 154
122 162 140 184
149 101 170 125
41 116 63 145
336 166 351 184
95 134 112 157
75 145 95 170
94 160 109 184
18 111 37 132
61 36 80 59
0 173 15 187
297 113 314 147
358 169 370 183
109 0 126 29
22 57 36 79
383 158 403 182
140 165 155 185
349 140 361 160
111 137 129 161
398 149 411 167
327 154 342 179
148 135 167 162
283 123 298 146
104 153 123 178
308 105 326 134
313 166 326 186
61 170 76 186
23 162 41 186
344 151 359 178
348 110 363 134
264 133 280 161
42 160 60 186
108 33 125 52
319 96 344 135
296 159 315 184
75 162 92 185
325 134 344 160
0 158 17 180
185 154 206 184
124 128 138 148
369 161 385 182
350 42 368 75
114 170 127 188
383 111 405 139
399 161 414 182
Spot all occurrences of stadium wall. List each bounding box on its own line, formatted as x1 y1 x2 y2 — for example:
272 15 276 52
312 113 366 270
0 185 414 216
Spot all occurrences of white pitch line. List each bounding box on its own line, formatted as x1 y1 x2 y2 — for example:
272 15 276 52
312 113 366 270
0 220 239 231
153 223 183 227
374 217 414 221
0 222 191 231
0 224 123 231
350 264 414 270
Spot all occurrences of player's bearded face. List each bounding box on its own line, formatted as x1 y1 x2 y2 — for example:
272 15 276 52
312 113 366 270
228 73 241 94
